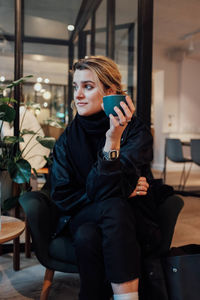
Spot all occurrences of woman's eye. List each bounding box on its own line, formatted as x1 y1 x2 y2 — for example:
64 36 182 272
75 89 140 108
85 85 93 90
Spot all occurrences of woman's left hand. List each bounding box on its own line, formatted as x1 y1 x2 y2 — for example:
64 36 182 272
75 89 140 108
103 96 135 151
129 177 149 198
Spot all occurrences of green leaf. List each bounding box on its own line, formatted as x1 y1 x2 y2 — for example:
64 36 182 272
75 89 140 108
44 155 53 165
8 159 31 184
0 104 16 122
0 97 17 104
0 112 6 119
36 136 56 149
32 168 38 177
21 129 36 135
6 75 33 88
45 118 65 128
3 136 24 144
2 195 19 211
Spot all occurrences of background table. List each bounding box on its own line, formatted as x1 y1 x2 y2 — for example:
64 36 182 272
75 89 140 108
0 215 25 270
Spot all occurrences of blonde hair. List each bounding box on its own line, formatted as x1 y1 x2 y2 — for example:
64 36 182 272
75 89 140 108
73 56 125 95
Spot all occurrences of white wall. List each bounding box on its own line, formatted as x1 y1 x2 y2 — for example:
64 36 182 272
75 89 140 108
152 45 200 171
179 58 200 133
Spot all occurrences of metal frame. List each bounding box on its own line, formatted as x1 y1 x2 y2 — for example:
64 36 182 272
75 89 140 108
137 0 153 128
13 0 153 129
14 0 24 139
106 0 115 59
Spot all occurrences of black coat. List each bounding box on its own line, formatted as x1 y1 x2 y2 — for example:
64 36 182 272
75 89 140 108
51 116 153 235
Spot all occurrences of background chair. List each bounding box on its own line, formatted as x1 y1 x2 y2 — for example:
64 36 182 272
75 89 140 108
163 138 193 190
19 189 184 300
191 139 200 167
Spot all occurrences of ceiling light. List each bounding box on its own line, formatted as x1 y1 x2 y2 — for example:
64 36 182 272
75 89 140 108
0 76 5 82
67 25 75 31
37 77 43 83
34 83 42 92
43 91 51 100
44 78 50 84
43 102 48 108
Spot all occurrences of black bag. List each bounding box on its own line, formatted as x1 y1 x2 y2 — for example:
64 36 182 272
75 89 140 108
163 244 200 300
140 244 200 300
140 257 169 300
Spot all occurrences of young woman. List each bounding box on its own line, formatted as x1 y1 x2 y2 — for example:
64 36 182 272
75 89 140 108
51 56 160 300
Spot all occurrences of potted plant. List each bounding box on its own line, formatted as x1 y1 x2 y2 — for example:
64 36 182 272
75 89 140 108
0 75 56 213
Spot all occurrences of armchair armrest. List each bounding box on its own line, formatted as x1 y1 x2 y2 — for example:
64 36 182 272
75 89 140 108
19 191 59 266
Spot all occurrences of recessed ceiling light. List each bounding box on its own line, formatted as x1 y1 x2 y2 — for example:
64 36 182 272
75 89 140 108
44 78 50 84
37 77 43 83
34 83 42 92
67 25 75 31
43 91 51 100
0 76 5 82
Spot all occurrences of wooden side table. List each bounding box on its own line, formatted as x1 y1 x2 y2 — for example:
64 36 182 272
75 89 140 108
0 215 25 271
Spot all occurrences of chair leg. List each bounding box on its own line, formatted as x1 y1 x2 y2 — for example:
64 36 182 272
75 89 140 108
178 163 186 190
40 268 54 300
182 162 193 191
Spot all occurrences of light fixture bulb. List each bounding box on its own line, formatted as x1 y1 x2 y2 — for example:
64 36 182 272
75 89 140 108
67 25 75 31
0 76 5 82
44 78 50 84
34 83 42 92
37 77 43 83
43 91 51 100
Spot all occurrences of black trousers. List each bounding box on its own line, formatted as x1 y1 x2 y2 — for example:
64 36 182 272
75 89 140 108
69 197 142 300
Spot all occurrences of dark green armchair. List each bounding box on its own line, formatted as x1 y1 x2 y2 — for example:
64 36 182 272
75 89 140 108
19 189 184 300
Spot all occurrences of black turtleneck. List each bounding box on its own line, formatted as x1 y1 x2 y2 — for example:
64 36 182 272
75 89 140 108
66 110 110 185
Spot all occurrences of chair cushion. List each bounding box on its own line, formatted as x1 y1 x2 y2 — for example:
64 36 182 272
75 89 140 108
49 235 77 264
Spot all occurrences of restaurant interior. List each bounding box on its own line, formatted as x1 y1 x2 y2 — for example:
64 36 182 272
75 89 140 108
0 0 200 299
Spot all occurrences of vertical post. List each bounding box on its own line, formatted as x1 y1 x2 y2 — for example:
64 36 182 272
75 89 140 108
63 85 67 123
14 0 24 137
128 23 134 101
78 31 86 59
91 13 96 55
137 0 153 128
68 43 74 124
106 0 115 59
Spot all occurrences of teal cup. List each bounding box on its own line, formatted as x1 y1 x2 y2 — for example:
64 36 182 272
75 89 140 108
103 94 127 117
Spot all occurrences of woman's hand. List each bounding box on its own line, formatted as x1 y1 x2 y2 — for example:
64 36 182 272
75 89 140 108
103 96 135 151
129 177 149 198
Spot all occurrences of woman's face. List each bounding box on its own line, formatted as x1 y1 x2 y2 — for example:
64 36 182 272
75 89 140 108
73 69 104 116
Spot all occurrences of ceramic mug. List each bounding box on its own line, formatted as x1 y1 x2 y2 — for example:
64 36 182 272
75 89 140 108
103 94 127 117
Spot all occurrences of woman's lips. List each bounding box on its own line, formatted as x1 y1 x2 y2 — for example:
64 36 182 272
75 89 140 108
77 102 87 106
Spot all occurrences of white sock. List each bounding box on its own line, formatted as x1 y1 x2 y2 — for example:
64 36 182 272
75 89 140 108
113 292 139 300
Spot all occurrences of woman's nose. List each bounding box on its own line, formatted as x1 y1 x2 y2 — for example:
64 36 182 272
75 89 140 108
75 87 84 98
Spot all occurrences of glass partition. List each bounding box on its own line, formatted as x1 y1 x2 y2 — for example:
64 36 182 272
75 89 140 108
22 1 81 129
23 42 68 126
116 0 138 102
95 0 106 56
0 0 15 82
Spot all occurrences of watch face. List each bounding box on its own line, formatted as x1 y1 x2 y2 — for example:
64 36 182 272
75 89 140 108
110 150 118 159
103 149 119 161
